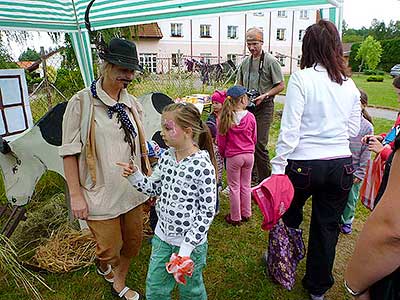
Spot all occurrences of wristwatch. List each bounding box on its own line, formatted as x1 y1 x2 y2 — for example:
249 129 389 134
344 280 368 296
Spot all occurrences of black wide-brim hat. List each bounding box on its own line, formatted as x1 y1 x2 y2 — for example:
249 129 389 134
99 38 142 71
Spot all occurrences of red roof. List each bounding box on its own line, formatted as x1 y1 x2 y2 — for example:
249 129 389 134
16 61 35 69
131 23 163 39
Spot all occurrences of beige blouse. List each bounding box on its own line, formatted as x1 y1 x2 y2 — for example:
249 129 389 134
59 79 146 220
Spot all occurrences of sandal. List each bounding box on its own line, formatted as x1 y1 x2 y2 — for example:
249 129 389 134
95 259 114 283
111 286 142 300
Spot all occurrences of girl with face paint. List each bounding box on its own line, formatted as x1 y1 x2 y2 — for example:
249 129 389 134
117 103 217 300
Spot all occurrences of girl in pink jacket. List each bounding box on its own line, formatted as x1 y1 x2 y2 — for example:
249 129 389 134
217 85 257 226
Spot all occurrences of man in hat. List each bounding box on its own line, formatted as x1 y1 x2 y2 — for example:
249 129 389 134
236 27 285 184
60 38 148 300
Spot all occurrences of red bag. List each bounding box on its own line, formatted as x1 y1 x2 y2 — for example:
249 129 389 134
360 154 384 210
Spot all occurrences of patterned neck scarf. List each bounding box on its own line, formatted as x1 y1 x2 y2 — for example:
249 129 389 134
90 80 137 139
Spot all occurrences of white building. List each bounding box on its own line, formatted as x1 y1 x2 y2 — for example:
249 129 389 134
134 5 341 74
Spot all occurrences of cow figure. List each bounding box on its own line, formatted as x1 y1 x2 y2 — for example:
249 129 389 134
0 92 173 209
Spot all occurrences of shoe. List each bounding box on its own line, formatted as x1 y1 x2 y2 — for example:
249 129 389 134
310 294 325 300
222 186 230 195
111 286 142 300
340 223 352 235
95 258 114 283
241 216 251 222
224 214 241 226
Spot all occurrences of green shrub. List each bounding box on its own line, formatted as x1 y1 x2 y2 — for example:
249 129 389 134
364 69 376 75
363 70 385 75
366 75 384 82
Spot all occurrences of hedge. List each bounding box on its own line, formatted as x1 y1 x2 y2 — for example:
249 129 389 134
366 75 384 82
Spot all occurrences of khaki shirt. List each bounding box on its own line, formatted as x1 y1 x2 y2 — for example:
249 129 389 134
59 80 146 220
236 52 284 94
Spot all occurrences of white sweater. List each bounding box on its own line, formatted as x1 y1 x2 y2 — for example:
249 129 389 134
271 65 361 175
128 149 216 257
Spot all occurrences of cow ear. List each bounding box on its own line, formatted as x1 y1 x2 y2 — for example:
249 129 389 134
151 93 173 114
0 137 11 154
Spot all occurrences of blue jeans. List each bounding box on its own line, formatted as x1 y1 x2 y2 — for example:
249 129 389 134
146 235 208 300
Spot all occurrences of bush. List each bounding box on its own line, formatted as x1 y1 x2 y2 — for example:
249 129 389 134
366 75 384 82
364 69 376 75
363 70 385 75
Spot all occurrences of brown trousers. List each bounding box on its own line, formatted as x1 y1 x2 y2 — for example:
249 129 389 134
87 205 143 267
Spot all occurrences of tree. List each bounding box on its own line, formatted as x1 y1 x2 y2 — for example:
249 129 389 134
18 47 40 61
0 43 18 69
355 36 383 71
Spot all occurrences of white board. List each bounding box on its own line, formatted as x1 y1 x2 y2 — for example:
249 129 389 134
0 69 33 141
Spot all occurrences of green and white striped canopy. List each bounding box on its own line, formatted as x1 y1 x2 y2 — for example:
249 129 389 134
0 0 343 86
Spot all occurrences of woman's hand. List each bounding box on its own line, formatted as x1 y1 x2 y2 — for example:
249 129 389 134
116 162 138 177
361 135 383 144
71 192 88 220
367 137 384 154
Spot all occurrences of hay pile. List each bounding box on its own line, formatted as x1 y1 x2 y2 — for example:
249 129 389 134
11 193 70 252
33 225 96 273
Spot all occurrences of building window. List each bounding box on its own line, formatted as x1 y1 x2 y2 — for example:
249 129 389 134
298 30 306 42
253 12 264 17
139 53 157 73
171 53 181 67
200 53 212 64
276 28 286 41
277 10 287 18
300 10 309 19
171 23 182 37
227 26 238 39
227 54 237 65
200 24 211 38
277 55 286 67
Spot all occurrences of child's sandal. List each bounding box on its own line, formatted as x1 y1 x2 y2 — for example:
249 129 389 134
111 286 142 300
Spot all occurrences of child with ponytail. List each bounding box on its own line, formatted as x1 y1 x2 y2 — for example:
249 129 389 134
217 85 257 226
117 102 217 300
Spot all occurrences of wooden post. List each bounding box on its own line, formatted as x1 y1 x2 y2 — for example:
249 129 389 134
40 47 52 110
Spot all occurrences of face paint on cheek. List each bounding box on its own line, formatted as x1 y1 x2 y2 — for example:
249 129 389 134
163 119 178 140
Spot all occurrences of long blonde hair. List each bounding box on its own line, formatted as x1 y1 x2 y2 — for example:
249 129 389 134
218 95 245 135
162 103 217 175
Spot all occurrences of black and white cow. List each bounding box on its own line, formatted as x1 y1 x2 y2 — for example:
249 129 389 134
0 92 173 207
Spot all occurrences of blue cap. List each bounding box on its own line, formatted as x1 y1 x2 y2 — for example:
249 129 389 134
226 85 247 98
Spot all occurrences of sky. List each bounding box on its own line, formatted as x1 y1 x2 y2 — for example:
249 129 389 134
343 0 400 29
4 0 400 60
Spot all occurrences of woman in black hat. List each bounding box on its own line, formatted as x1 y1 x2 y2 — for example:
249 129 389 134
60 38 148 300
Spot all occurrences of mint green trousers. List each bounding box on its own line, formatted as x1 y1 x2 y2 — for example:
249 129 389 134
341 181 362 225
146 235 208 300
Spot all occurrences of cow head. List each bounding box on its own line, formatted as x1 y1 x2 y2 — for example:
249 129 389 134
0 132 47 206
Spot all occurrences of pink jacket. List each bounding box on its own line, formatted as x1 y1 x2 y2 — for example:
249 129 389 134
217 112 257 158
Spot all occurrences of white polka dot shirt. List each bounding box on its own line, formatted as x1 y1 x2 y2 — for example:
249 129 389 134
128 149 217 257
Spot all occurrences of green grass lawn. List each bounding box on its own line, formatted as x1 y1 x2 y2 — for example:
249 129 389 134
283 73 399 110
0 105 395 300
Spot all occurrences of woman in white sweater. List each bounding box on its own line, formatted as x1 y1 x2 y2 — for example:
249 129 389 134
270 20 361 300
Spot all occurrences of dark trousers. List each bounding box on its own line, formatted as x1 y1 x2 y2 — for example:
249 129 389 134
253 100 274 182
283 157 353 296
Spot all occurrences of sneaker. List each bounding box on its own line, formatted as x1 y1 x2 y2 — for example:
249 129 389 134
310 294 325 300
222 186 230 195
340 223 352 235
